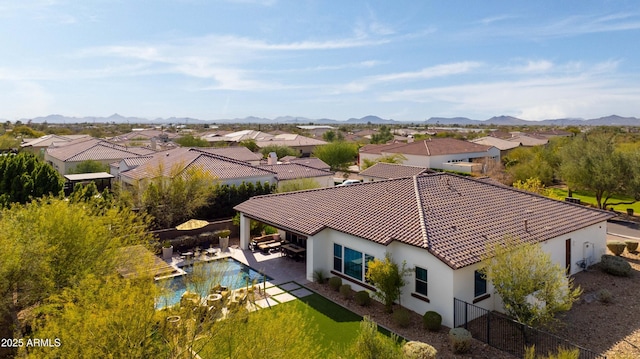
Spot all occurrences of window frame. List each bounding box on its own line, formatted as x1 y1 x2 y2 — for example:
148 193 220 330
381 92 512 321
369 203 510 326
415 266 428 297
474 270 487 298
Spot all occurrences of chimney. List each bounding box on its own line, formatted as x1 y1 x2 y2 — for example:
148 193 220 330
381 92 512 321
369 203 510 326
150 137 157 150
267 151 277 165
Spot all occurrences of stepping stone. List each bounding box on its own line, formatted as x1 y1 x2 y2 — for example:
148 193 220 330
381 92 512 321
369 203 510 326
272 292 297 303
254 297 280 309
279 282 301 291
265 286 285 296
290 288 312 298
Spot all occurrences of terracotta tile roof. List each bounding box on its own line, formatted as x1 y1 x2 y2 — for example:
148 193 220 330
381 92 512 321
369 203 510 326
235 173 614 269
120 147 274 181
46 137 155 162
507 135 548 146
360 138 493 156
471 136 521 151
21 134 90 148
255 134 327 147
196 147 263 162
110 129 179 142
359 162 431 179
279 156 331 170
258 163 333 181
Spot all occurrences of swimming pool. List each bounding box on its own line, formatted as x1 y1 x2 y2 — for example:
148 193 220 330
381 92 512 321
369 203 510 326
156 257 271 308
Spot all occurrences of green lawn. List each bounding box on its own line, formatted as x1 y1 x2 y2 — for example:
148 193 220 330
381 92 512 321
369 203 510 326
548 188 640 214
196 292 400 358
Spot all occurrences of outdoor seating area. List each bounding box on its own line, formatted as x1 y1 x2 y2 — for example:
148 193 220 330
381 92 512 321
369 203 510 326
281 243 306 261
249 234 283 253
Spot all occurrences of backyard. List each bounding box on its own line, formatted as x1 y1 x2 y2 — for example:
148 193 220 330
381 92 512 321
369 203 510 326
548 187 640 214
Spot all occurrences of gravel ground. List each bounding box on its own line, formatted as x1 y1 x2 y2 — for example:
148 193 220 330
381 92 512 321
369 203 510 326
556 246 640 359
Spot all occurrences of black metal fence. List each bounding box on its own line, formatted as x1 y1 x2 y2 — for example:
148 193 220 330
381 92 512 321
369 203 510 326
453 298 605 359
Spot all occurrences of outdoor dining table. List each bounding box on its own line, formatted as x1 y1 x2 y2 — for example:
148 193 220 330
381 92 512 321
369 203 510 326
281 244 306 261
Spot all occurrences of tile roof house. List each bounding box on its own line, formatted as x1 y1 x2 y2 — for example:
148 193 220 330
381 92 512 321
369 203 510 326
258 163 335 189
45 137 156 174
359 138 500 173
470 136 522 158
117 147 276 187
235 172 614 327
255 133 327 157
278 156 331 171
21 134 90 156
109 129 180 150
359 162 432 182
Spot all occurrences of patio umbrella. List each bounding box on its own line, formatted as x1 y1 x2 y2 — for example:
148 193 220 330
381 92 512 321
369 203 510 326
175 219 209 230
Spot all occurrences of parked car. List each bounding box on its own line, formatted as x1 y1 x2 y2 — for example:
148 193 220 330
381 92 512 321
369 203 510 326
336 179 361 187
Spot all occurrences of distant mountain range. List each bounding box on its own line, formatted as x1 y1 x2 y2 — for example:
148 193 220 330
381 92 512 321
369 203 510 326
18 113 640 126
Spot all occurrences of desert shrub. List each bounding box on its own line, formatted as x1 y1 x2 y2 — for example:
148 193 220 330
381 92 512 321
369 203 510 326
401 341 437 359
313 269 327 284
392 307 411 328
339 284 353 299
606 241 626 256
596 288 613 304
600 254 632 277
422 311 442 331
448 328 472 354
524 345 580 359
625 240 639 253
355 290 371 306
328 276 342 291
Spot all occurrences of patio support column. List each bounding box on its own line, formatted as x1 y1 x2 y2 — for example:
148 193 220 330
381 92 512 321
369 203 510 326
239 213 251 250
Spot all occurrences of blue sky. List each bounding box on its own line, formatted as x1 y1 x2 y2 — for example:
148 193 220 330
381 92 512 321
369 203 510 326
1 0 639 122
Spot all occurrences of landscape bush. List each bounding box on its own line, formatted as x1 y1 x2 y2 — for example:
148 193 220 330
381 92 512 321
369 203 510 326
313 269 327 284
625 240 639 253
401 341 437 359
596 288 613 304
448 328 472 353
339 284 353 299
422 311 442 331
600 254 632 277
354 290 371 306
606 241 626 256
328 277 342 291
392 307 411 328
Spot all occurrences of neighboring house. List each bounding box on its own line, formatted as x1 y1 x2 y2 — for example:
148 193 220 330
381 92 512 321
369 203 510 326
235 173 614 328
255 133 327 157
278 156 331 171
470 136 521 158
508 134 549 147
21 134 90 156
117 147 276 187
359 162 431 182
258 163 335 189
296 125 335 138
109 129 180 150
359 138 500 173
45 137 156 174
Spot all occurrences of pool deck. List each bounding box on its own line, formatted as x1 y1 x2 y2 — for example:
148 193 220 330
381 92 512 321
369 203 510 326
163 246 311 310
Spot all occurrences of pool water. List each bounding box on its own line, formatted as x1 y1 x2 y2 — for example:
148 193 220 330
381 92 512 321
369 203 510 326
156 257 271 308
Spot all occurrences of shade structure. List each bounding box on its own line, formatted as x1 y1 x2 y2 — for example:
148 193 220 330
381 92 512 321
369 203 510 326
176 219 209 230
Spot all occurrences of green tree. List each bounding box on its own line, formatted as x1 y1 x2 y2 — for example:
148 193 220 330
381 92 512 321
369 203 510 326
276 178 322 193
365 253 411 313
10 125 45 138
370 125 394 144
342 317 404 359
559 133 631 209
361 153 407 170
0 197 153 351
0 152 64 206
312 142 359 172
134 163 216 228
69 159 109 174
480 238 581 328
0 134 20 150
239 138 259 152
175 134 211 147
259 144 299 159
323 130 337 142
512 177 561 199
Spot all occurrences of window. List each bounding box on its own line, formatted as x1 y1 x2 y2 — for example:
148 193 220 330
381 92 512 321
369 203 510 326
474 270 487 297
415 267 428 297
344 248 363 280
333 244 373 282
333 244 342 272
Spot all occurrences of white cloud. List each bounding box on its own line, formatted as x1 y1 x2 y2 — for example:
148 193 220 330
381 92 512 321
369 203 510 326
341 61 482 93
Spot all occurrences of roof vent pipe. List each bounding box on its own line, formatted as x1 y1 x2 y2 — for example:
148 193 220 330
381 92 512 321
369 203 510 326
524 219 529 232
